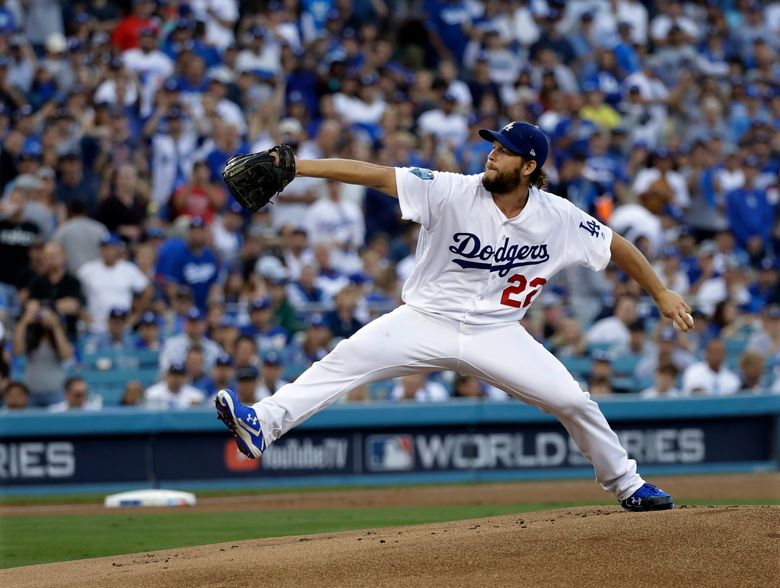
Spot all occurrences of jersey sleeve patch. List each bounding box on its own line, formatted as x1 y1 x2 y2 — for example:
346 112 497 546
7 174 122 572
409 168 434 180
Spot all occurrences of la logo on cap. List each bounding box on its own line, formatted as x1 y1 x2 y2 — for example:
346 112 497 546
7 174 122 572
502 122 516 132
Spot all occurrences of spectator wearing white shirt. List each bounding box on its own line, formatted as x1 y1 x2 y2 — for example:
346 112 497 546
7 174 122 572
121 27 174 117
681 339 740 396
191 0 238 51
332 75 387 126
49 376 101 412
145 361 205 410
649 0 700 42
417 93 469 149
236 26 281 76
159 307 221 371
640 363 681 399
268 120 323 229
78 234 150 334
191 78 247 137
256 351 289 398
305 180 365 275
390 373 450 402
147 106 198 207
631 148 690 212
585 295 638 352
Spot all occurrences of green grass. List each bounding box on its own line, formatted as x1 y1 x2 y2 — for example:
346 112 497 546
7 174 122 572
1 498 777 570
0 501 591 569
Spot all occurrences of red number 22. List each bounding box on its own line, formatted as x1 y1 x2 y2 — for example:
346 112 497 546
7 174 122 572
500 274 547 308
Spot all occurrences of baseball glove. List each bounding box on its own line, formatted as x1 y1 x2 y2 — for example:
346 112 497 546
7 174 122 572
221 144 296 212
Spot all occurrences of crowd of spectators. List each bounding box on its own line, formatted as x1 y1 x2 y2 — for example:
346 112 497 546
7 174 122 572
0 0 779 412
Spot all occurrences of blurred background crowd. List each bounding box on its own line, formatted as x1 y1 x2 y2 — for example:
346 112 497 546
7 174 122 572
0 0 778 412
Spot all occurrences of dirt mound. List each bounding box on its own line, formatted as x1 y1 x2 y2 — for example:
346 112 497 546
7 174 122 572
5 505 778 588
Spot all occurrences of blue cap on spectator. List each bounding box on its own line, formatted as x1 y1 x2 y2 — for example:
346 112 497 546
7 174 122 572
190 216 206 229
288 90 305 103
163 79 180 92
168 361 187 374
14 104 33 120
67 38 82 52
215 352 234 367
139 311 158 326
109 307 129 319
348 272 370 286
744 155 760 168
307 313 326 328
218 314 238 328
146 226 166 239
74 12 91 24
592 350 611 363
479 122 549 167
654 147 671 158
263 351 282 366
227 200 244 214
185 307 203 321
659 327 677 342
236 365 259 380
250 25 265 38
759 257 778 271
100 233 124 247
661 246 679 258
767 305 780 319
250 297 272 312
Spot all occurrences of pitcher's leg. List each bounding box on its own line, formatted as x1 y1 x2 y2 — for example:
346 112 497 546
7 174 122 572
461 323 643 500
253 306 460 445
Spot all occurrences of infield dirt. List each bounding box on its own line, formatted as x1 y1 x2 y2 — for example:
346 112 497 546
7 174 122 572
2 474 779 587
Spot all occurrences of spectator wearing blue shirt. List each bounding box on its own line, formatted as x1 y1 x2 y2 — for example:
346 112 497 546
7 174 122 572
134 310 161 351
725 157 775 261
455 116 494 175
84 307 135 354
203 352 236 401
614 22 641 77
747 258 780 315
550 152 601 217
161 218 220 312
287 264 327 312
324 286 364 340
425 0 473 63
241 297 289 353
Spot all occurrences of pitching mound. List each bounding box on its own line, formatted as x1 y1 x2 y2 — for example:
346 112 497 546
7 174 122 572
5 505 778 587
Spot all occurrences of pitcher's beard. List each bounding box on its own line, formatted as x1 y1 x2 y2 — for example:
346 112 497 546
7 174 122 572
482 166 522 194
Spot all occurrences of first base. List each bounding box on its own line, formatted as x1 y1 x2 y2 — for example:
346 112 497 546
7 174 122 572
104 489 196 508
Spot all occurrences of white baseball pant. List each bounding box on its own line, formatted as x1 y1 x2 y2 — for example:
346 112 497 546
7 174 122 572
251 305 645 500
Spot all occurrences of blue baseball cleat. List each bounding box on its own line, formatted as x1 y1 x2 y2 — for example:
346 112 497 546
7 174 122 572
620 483 674 511
215 389 266 459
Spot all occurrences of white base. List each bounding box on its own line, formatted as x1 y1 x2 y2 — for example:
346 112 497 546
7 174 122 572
104 489 197 508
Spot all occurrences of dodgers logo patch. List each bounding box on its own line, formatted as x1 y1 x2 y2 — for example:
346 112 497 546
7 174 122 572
410 168 434 180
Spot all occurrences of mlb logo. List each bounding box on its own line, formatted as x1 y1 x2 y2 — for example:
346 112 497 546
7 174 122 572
366 435 414 471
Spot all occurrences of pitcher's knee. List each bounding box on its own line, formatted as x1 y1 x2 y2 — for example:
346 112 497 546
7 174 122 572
548 391 593 418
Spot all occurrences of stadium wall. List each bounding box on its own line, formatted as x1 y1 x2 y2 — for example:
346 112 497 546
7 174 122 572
1 397 778 496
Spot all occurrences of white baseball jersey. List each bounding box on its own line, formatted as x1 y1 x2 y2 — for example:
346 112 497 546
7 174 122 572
394 167 613 325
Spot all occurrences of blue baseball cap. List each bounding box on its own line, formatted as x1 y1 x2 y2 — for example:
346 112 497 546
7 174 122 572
108 307 129 319
185 307 203 321
250 297 272 312
263 350 282 366
168 361 187 374
100 233 124 247
236 365 259 380
307 313 326 328
215 352 234 367
139 311 158 326
190 216 207 229
479 121 549 167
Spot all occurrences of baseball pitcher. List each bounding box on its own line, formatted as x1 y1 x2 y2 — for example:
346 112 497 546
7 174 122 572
216 122 694 511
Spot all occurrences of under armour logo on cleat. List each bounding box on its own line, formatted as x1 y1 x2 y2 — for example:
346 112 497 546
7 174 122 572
630 497 642 506
246 415 258 426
